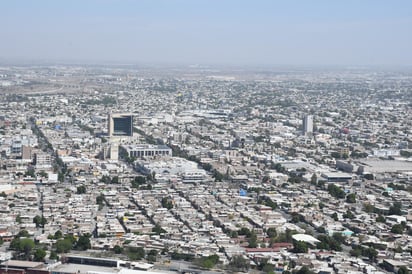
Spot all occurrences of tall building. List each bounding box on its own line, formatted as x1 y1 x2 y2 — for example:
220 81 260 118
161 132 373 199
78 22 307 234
303 115 313 135
108 113 133 137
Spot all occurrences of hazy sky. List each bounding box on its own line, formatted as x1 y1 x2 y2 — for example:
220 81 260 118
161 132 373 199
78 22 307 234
1 0 412 66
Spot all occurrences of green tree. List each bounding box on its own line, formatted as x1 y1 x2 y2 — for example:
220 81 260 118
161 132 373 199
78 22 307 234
376 215 386 223
267 227 277 238
152 224 166 235
17 230 30 238
76 185 86 194
391 224 404 234
398 266 409 274
229 255 250 272
292 241 308 253
350 247 362 257
56 239 73 253
363 247 378 261
346 193 356 203
363 203 375 213
389 202 402 215
296 266 316 274
49 250 59 260
15 214 22 224
19 238 35 259
248 231 258 248
327 184 346 199
54 230 63 239
33 248 46 261
111 176 119 184
75 234 91 250
213 170 224 182
131 176 146 188
33 215 47 228
343 209 355 219
127 246 145 260
310 174 317 185
239 227 252 237
113 245 123 254
197 254 219 269
161 197 173 209
364 173 374 180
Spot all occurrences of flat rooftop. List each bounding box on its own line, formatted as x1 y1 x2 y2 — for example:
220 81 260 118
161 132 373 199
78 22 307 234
1 260 43 269
50 264 170 274
360 160 412 173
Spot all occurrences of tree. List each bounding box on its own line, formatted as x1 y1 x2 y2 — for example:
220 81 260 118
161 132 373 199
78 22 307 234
391 224 404 234
229 255 249 272
161 197 173 210
363 247 378 261
33 215 47 228
75 234 91 250
131 176 146 188
267 227 277 238
127 246 145 260
238 227 252 237
364 173 374 180
33 248 46 261
197 254 219 269
350 247 362 257
292 241 308 253
15 214 22 224
113 245 123 254
376 215 386 223
262 263 274 273
328 184 346 199
310 174 317 185
58 172 65 182
111 176 119 184
248 231 258 248
16 230 30 238
389 202 402 215
38 170 48 178
346 193 356 203
343 209 355 219
213 170 224 182
296 266 316 274
56 239 73 253
18 238 35 259
49 250 59 260
398 266 409 274
76 185 86 194
148 249 158 257
152 224 166 235
363 203 375 213
316 235 342 251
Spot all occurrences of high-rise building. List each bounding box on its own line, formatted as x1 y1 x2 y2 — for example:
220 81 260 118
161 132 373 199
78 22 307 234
303 115 313 135
108 113 133 137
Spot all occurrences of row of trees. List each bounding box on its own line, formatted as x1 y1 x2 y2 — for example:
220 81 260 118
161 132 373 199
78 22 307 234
9 230 91 261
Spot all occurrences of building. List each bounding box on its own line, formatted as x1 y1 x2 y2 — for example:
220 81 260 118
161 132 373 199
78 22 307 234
303 115 313 135
34 152 52 167
122 144 172 158
22 146 33 161
108 113 133 137
321 172 352 183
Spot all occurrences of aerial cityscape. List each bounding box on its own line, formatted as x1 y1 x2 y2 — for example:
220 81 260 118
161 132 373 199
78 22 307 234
1 1 412 274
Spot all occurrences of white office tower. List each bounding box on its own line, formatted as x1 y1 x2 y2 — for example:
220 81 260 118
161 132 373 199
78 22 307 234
109 144 119 160
303 115 313 135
